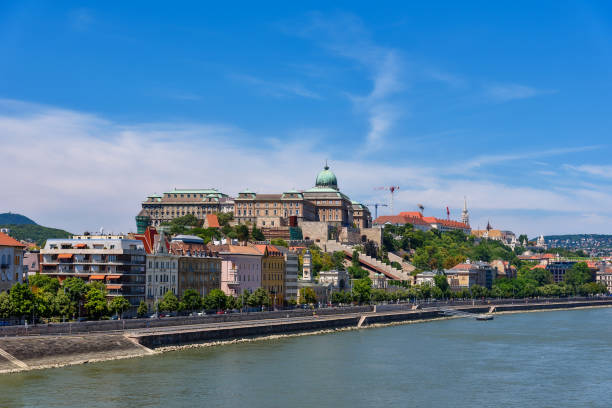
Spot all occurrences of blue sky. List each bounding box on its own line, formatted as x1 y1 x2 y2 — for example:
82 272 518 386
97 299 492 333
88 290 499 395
1 1 611 236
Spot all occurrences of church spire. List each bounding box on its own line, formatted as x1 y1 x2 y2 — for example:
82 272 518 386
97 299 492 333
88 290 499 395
461 196 470 226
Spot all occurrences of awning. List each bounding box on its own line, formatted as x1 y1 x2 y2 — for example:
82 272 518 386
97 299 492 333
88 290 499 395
89 275 106 280
74 243 88 248
57 254 73 259
106 275 121 279
106 284 123 290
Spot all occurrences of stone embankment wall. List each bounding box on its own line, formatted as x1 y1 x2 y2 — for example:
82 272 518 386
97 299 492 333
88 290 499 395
0 305 373 337
0 334 151 373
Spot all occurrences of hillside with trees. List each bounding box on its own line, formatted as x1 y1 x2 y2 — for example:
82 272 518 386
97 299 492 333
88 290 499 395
0 214 72 246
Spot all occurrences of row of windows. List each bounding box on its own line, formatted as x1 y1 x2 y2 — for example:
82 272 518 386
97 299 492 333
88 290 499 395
236 202 302 209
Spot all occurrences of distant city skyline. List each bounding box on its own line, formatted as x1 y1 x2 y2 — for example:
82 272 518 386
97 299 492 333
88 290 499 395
1 2 611 236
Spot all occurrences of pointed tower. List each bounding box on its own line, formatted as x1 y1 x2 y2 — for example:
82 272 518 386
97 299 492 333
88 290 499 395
461 197 470 226
154 229 168 254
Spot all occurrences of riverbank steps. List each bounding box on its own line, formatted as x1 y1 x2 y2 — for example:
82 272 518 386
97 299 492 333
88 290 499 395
1 299 611 374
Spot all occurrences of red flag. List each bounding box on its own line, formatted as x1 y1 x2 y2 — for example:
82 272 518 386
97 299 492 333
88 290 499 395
446 206 450 218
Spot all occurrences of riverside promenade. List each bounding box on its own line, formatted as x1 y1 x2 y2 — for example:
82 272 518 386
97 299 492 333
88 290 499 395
1 298 611 373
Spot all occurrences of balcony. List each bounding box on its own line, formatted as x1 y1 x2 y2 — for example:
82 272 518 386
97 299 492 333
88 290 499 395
0 263 8 269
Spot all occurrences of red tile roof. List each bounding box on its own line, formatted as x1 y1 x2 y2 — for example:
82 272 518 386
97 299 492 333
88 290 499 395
374 215 430 226
0 231 25 247
206 214 220 228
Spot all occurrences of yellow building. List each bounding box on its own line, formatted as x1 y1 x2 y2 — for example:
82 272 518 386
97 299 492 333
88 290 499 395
254 244 285 306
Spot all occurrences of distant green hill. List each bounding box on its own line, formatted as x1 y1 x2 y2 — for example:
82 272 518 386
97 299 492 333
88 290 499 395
0 223 72 247
0 213 37 225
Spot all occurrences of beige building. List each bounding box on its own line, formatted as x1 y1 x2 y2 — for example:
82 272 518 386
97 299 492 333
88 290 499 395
0 232 25 292
445 262 494 290
137 188 230 232
351 202 372 229
234 164 361 230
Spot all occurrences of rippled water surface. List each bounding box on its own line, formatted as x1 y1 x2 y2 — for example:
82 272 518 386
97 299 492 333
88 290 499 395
2 308 612 408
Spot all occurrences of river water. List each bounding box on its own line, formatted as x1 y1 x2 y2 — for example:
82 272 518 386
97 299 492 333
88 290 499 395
2 308 611 408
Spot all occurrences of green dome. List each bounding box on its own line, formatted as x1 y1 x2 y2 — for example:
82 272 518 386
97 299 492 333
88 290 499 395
315 165 338 189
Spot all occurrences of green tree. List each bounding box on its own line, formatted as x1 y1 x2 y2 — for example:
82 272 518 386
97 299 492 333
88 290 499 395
29 274 60 294
237 290 250 310
470 284 488 299
62 277 87 300
271 238 288 247
84 286 108 319
331 251 346 271
53 292 74 320
352 277 372 304
181 289 203 311
299 287 317 304
564 262 593 288
204 289 228 310
33 290 54 319
137 300 149 317
9 283 34 320
0 291 12 318
433 274 450 295
251 225 265 241
247 288 270 307
235 224 250 243
158 291 179 312
109 296 131 318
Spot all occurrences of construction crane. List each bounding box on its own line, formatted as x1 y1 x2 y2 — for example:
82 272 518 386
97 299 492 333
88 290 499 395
374 186 400 214
364 203 388 219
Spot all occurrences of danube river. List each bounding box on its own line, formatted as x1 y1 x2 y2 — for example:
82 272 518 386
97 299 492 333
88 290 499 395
2 307 612 407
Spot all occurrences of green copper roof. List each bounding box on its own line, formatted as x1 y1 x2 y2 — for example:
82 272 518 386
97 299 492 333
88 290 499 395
315 165 338 189
164 189 225 195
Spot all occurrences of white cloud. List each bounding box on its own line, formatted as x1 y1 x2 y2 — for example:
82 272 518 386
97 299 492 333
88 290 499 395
565 164 612 179
1 99 611 236
293 13 405 149
230 74 321 99
484 83 546 102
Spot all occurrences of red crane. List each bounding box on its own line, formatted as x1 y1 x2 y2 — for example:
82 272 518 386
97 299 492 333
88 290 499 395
374 186 400 214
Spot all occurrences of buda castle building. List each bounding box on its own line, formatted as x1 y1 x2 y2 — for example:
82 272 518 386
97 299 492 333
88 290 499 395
233 164 371 229
136 164 371 234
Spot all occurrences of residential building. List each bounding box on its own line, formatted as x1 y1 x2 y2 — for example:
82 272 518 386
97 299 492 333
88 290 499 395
177 253 221 299
40 237 146 309
254 244 285 306
23 251 40 277
596 262 612 293
277 246 298 302
0 231 25 292
490 260 517 279
546 261 577 283
214 245 263 296
136 188 230 232
144 231 179 309
415 271 438 286
445 261 494 290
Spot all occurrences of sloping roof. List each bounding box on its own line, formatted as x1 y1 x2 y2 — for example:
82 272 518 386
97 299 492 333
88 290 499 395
206 214 220 228
373 215 430 226
0 231 25 247
227 245 262 255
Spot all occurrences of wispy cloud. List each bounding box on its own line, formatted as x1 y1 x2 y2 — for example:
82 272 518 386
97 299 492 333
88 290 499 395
69 8 94 31
484 83 550 102
462 145 601 170
1 99 612 236
231 74 321 99
565 164 612 179
291 13 405 149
